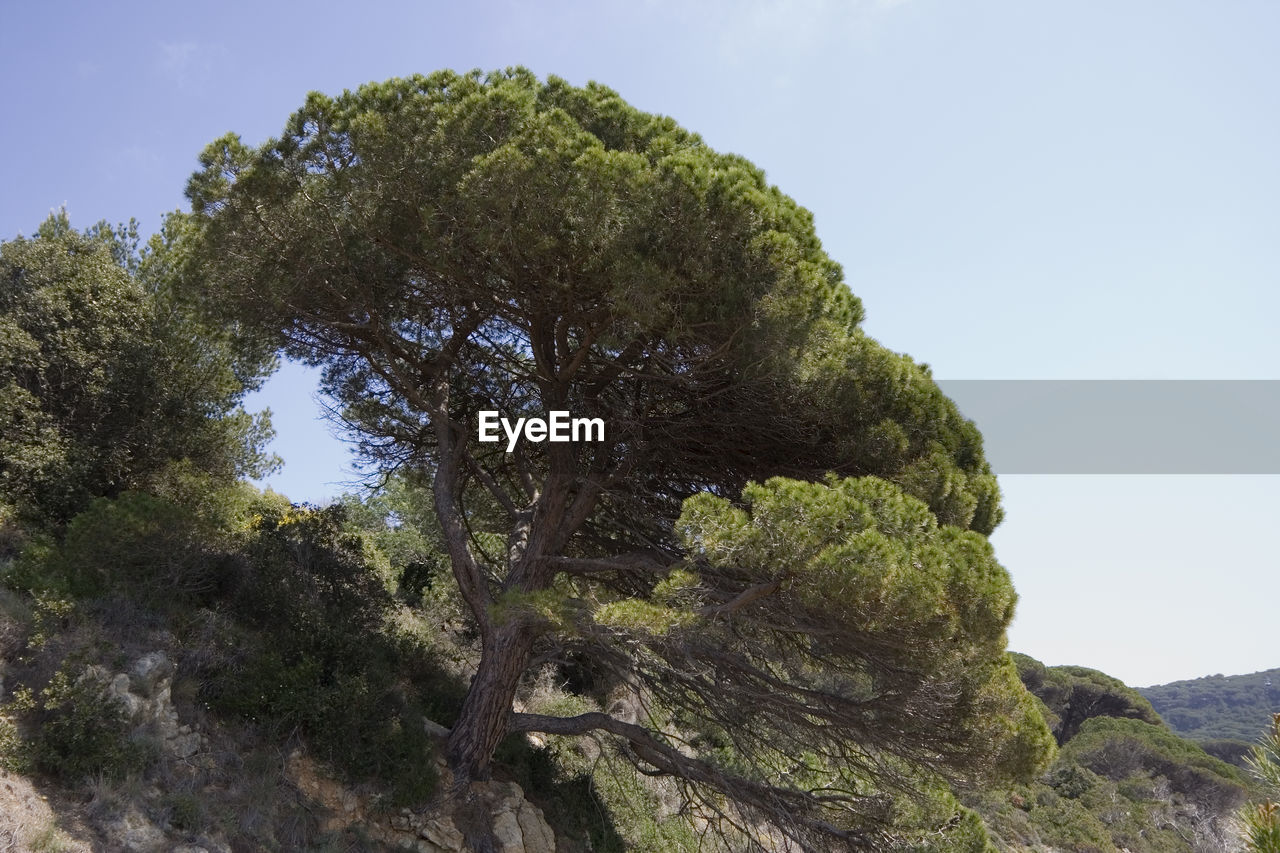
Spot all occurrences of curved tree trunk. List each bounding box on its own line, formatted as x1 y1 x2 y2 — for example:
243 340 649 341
445 619 535 786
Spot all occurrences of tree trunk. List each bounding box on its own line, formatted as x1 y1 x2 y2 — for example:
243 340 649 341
445 618 534 786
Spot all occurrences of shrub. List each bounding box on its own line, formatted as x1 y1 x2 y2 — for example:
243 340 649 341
162 790 204 832
1012 654 1163 744
13 665 152 781
7 492 229 604
1063 717 1247 813
200 505 462 806
0 213 276 526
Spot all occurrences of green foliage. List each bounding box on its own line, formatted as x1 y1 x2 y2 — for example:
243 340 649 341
970 660 1254 852
1022 795 1115 851
1013 653 1164 743
234 505 392 636
334 473 450 602
663 476 1055 786
0 713 27 773
6 492 226 602
187 68 1001 537
0 212 275 525
893 788 997 853
1199 737 1254 767
1141 667 1280 743
545 738 702 853
200 506 463 806
0 584 34 659
26 592 74 649
162 790 204 832
1245 803 1280 853
7 665 151 782
1062 717 1247 813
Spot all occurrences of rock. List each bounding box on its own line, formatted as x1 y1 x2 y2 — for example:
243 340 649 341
418 816 465 852
516 800 556 853
285 749 555 852
423 717 451 738
130 652 175 697
492 808 523 852
456 781 556 853
88 653 207 760
169 730 202 759
108 672 143 718
103 805 166 852
192 835 232 853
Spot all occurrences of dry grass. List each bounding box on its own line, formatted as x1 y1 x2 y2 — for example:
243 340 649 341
0 768 95 852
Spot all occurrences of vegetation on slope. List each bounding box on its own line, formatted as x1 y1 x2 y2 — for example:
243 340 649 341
965 654 1253 853
1142 668 1280 745
0 212 1039 850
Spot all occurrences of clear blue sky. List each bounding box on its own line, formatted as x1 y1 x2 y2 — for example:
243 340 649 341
3 0 1276 687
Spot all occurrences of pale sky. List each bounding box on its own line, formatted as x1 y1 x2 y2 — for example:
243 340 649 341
3 0 1276 687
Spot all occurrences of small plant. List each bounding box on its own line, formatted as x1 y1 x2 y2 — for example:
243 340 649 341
27 821 77 853
28 592 74 648
163 790 204 832
1242 713 1280 852
0 713 30 773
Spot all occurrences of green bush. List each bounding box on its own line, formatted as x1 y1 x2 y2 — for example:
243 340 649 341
200 506 462 806
12 666 151 781
1064 717 1247 813
1025 796 1116 852
0 213 276 526
1045 762 1101 799
0 714 27 773
6 492 228 604
162 791 204 832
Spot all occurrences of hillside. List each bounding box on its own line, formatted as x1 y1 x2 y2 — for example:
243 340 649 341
963 654 1254 853
1141 668 1280 744
0 489 1264 851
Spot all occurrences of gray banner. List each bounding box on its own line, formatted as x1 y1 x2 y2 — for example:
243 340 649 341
935 380 1280 474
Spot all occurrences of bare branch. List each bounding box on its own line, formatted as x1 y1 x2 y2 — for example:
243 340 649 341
509 711 880 850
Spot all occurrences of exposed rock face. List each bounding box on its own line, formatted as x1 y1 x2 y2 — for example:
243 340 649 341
55 653 555 853
86 650 206 760
393 781 557 853
287 751 557 853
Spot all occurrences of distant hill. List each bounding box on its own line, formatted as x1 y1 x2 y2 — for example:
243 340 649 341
1140 667 1280 744
965 654 1253 852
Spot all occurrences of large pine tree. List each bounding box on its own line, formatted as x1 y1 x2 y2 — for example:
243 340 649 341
186 68 1052 849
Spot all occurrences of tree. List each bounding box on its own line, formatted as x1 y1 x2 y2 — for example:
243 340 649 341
0 213 276 525
1012 654 1164 744
186 68 1052 848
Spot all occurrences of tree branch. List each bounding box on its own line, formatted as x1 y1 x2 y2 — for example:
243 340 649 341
697 578 783 617
542 552 667 575
463 449 520 520
509 711 876 849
